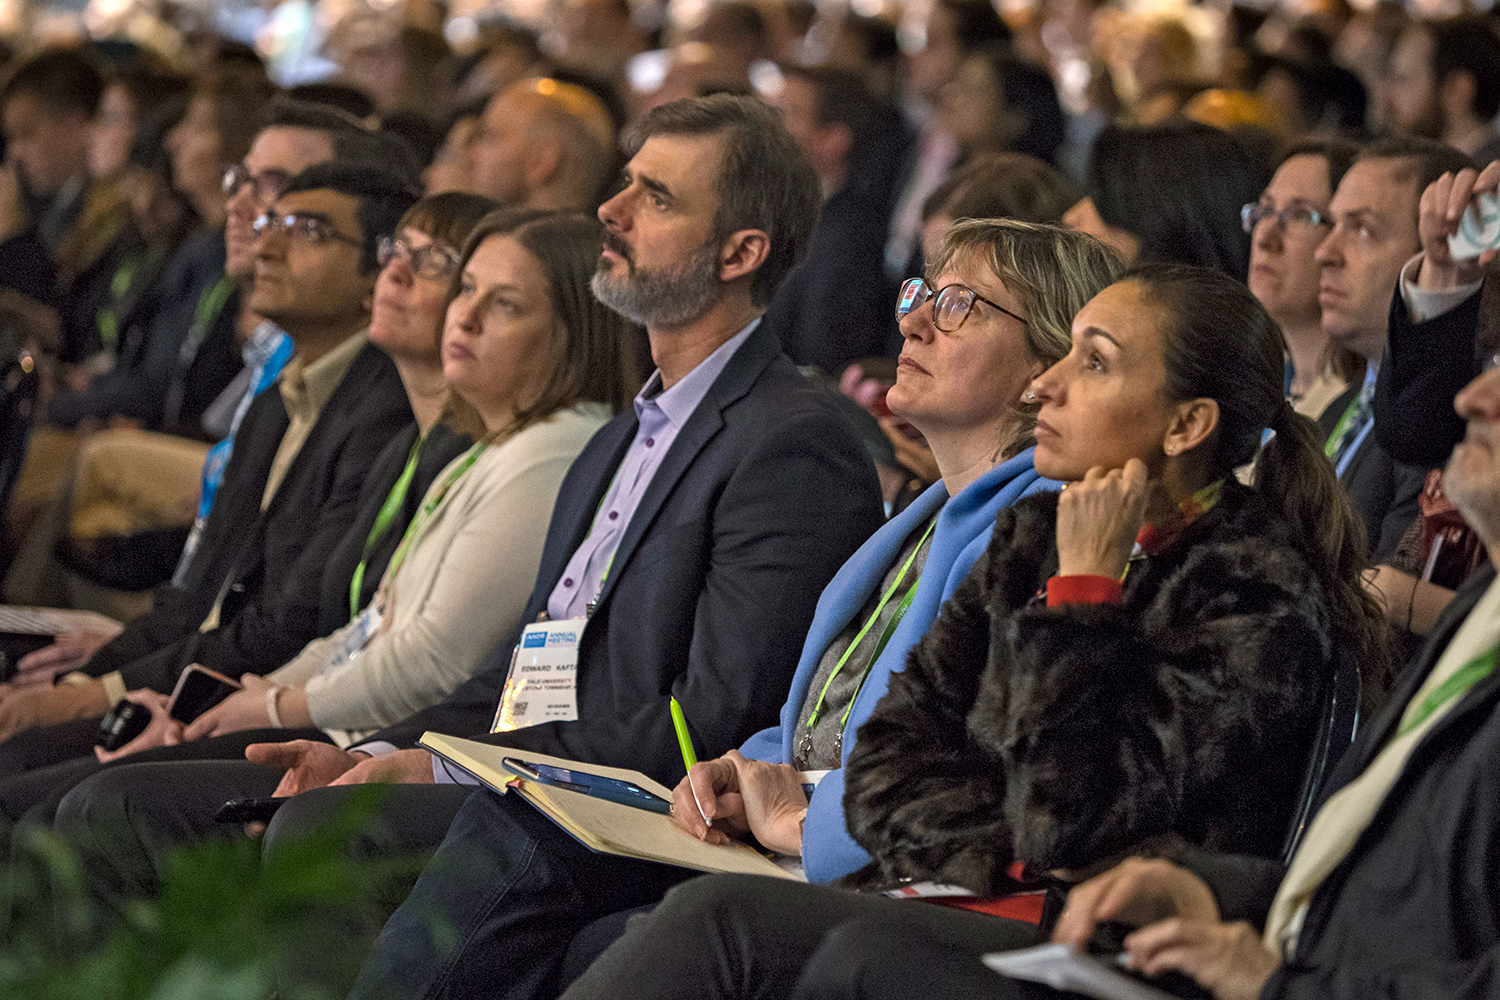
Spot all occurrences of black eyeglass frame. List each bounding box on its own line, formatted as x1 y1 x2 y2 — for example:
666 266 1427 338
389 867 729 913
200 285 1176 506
251 212 363 248
222 164 291 204
895 277 1028 332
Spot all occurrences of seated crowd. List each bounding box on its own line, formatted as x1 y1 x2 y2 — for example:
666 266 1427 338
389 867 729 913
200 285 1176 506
0 2 1493 999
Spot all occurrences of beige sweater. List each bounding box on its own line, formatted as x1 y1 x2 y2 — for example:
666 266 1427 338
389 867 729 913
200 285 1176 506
270 402 611 746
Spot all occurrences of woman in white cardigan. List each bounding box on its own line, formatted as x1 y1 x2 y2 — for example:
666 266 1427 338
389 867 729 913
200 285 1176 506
160 210 643 747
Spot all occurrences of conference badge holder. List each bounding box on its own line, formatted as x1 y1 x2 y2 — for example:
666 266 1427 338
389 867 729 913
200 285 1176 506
492 618 585 732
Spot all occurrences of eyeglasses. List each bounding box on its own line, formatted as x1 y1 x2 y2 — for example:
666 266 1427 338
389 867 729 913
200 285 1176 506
222 165 290 204
895 277 1027 332
1240 202 1331 236
377 235 461 281
252 212 363 248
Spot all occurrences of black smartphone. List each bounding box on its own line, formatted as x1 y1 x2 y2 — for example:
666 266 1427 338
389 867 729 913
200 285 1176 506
97 699 151 752
213 797 288 824
501 758 672 814
168 664 242 724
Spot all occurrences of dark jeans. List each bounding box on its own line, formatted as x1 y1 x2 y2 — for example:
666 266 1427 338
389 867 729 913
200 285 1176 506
559 874 1051 1000
345 785 698 1000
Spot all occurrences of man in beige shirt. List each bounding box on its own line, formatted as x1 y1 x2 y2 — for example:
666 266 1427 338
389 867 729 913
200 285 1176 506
0 163 417 773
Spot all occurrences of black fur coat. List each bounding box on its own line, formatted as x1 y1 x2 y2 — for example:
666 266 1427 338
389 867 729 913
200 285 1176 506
841 481 1334 894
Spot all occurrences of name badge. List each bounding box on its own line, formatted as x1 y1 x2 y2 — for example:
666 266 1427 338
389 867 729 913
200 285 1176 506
492 618 585 732
328 601 383 669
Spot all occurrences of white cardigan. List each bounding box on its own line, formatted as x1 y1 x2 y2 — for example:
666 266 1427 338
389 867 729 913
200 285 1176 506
269 402 611 746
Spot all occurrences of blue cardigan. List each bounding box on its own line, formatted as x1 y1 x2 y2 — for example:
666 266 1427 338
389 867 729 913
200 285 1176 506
740 448 1058 884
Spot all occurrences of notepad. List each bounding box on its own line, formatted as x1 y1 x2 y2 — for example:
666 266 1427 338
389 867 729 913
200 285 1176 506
983 943 1177 1000
419 733 806 880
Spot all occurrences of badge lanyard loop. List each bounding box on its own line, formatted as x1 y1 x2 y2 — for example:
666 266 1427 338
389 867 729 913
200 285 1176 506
805 516 938 732
349 436 423 619
384 440 489 586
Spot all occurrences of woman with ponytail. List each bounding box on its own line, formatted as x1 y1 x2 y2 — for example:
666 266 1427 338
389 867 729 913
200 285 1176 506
559 264 1393 1000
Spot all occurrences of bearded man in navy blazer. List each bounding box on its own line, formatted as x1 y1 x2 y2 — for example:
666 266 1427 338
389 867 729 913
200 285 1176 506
53 94 885 996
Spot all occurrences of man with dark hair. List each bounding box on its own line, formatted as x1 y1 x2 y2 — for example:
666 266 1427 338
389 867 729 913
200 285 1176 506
0 164 418 771
763 64 909 373
1386 16 1500 165
1314 137 1474 562
53 94 883 1000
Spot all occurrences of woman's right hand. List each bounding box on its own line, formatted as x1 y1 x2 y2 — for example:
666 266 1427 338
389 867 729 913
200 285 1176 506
1054 460 1150 580
13 631 118 687
93 690 182 763
671 751 808 855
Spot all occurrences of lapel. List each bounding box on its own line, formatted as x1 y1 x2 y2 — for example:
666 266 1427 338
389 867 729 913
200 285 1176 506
534 415 639 599
1346 563 1498 773
591 323 782 614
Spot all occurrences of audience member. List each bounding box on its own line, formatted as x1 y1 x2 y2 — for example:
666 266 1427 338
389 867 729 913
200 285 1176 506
1064 120 1267 277
1244 139 1362 424
228 94 883 999
0 164 419 770
940 45 1066 167
560 263 1394 1000
463 77 616 211
920 153 1083 263
1385 17 1500 165
1314 137 1472 559
762 64 908 374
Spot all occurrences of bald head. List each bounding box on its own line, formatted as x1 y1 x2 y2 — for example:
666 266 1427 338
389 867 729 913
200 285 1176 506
466 77 616 210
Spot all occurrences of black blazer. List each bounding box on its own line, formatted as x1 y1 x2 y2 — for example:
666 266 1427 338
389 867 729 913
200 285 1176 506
366 323 886 786
83 340 414 692
1374 283 1484 470
1180 562 1500 999
1339 432 1427 562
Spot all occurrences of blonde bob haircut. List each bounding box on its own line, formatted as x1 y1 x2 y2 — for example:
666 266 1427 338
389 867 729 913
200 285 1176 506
926 218 1126 458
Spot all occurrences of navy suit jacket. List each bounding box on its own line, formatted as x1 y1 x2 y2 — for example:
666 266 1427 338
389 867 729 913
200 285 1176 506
366 322 886 786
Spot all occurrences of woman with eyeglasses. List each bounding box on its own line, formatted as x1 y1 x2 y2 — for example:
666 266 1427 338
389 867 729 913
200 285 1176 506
103 204 642 754
560 264 1394 1000
1244 140 1365 426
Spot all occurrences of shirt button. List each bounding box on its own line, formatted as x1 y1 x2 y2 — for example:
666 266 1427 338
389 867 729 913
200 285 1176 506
608 511 619 520
645 437 655 447
563 578 574 588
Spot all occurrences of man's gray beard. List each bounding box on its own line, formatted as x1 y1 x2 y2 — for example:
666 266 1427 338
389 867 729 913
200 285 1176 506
591 239 722 330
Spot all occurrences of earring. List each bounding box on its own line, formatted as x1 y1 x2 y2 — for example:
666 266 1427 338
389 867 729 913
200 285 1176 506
1165 445 1178 456
1023 389 1037 401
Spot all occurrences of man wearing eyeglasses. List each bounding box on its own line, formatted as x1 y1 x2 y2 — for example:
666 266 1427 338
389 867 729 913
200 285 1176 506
0 164 418 780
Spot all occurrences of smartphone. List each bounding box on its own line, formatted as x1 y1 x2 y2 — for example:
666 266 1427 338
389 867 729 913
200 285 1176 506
213 797 287 824
97 699 151 751
501 758 672 814
167 664 242 724
1449 191 1500 259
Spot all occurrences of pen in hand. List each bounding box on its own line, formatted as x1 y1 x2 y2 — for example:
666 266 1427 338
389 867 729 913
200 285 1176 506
670 696 714 830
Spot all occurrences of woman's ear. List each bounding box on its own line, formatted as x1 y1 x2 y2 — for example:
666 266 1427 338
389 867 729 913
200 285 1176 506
1162 397 1218 457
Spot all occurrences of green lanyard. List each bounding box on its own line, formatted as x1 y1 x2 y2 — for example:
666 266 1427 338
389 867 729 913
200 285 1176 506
806 515 938 730
349 436 424 618
1397 646 1498 738
384 440 490 585
96 252 142 350
193 275 235 335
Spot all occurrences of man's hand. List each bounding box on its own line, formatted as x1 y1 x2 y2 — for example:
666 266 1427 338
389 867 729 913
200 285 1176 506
12 631 116 687
1122 918 1281 1000
1054 460 1150 580
183 674 274 741
0 679 108 742
879 416 941 485
1052 857 1221 950
249 740 367 797
328 747 435 786
1416 161 1500 292
672 751 808 855
94 690 182 763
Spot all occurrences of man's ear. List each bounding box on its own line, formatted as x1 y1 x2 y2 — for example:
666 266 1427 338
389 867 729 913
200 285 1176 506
718 228 770 284
524 138 564 191
1439 70 1477 123
1162 397 1219 458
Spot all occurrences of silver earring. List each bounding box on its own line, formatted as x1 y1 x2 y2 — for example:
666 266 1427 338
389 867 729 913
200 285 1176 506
1023 389 1037 401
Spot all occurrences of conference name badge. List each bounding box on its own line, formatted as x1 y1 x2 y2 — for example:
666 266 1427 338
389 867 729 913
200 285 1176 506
492 618 585 732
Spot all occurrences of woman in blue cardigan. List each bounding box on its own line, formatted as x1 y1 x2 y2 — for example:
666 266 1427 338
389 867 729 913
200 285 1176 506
667 219 1124 884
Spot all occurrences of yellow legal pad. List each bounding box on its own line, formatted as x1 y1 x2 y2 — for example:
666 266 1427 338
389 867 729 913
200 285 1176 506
419 732 805 880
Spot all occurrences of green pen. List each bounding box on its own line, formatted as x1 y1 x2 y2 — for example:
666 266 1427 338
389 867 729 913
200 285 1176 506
670 696 698 770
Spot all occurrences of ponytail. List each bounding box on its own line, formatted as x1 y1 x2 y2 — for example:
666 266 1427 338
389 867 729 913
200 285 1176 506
1258 402 1396 699
1127 263 1396 705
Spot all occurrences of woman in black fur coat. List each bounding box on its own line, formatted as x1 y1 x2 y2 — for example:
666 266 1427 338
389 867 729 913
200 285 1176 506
560 264 1395 1000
